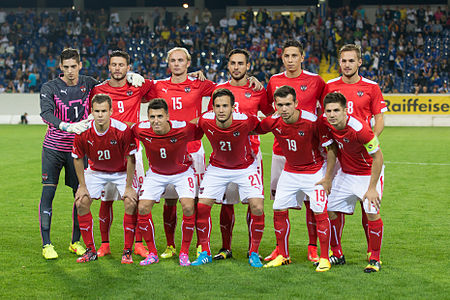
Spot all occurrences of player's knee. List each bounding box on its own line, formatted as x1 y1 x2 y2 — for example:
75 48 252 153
76 196 91 211
124 198 137 214
138 200 153 215
182 204 194 217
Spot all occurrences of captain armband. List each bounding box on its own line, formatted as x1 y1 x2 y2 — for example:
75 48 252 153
364 136 380 155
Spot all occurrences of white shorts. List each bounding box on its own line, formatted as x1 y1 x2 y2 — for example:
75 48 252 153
101 144 145 201
216 150 264 205
270 153 306 203
327 166 385 214
199 160 264 203
273 166 327 213
163 142 206 199
140 168 196 202
84 168 129 200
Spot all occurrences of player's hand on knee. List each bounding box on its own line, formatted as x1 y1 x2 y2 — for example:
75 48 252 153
363 188 381 210
315 178 332 195
75 185 91 202
123 187 138 203
248 76 263 91
188 70 206 81
126 72 145 87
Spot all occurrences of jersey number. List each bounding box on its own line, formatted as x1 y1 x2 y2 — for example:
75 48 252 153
118 101 124 113
286 139 297 151
347 101 354 114
160 148 167 159
219 141 232 151
315 189 326 202
98 150 110 160
172 97 182 110
248 174 261 186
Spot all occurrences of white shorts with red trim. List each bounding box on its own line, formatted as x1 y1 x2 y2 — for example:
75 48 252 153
84 168 132 200
199 159 264 203
140 168 196 202
327 166 385 214
273 166 327 213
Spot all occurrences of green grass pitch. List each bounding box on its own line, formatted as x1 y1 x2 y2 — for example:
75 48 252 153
0 125 449 299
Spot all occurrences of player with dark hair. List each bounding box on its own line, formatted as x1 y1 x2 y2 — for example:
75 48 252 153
131 98 203 266
318 92 385 273
321 44 386 265
72 94 138 263
192 88 265 268
265 40 326 263
257 86 331 271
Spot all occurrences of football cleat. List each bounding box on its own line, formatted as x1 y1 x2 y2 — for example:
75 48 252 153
196 245 202 258
97 243 111 257
366 252 371 262
248 252 263 268
213 248 233 260
42 244 58 260
134 242 149 258
329 254 346 265
364 259 381 273
191 251 212 266
76 248 98 263
247 251 263 260
179 253 191 267
121 250 133 264
263 255 291 268
160 245 177 259
69 241 86 256
140 253 159 266
264 246 279 261
307 245 319 262
315 258 331 272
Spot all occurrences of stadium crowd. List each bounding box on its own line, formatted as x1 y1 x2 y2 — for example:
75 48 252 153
0 5 448 94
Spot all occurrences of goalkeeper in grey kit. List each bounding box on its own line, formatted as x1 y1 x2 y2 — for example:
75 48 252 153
39 48 144 259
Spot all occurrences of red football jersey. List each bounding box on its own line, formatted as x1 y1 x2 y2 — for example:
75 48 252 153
90 79 154 124
321 76 387 125
146 76 216 152
72 118 137 172
257 110 324 174
267 70 326 155
132 120 203 175
319 115 379 176
210 81 273 154
199 111 259 169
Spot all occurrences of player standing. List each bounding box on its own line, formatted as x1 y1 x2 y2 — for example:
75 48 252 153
318 92 385 273
265 40 326 263
191 88 265 268
210 49 274 260
131 98 203 266
72 94 138 263
257 86 331 272
89 50 154 258
321 44 386 264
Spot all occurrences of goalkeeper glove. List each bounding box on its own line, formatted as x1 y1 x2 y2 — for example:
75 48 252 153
126 72 145 87
59 119 90 134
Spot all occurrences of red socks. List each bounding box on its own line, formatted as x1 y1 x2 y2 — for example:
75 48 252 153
99 200 113 243
249 213 265 254
180 214 196 255
304 201 318 247
330 212 345 258
314 212 331 259
368 218 384 261
360 202 370 252
163 204 177 247
78 212 96 251
273 210 290 258
219 204 235 250
123 213 137 251
137 212 157 254
196 203 212 255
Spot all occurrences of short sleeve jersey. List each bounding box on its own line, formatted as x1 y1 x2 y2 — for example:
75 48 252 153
199 112 260 169
319 115 379 176
40 75 98 152
266 71 326 155
257 110 324 174
210 81 273 154
90 79 154 124
72 118 137 173
321 76 387 125
147 76 216 152
132 120 203 175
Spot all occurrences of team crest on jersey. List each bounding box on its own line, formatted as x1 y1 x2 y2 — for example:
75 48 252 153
80 86 86 93
42 173 48 181
170 137 177 143
298 131 305 136
343 138 350 143
185 86 191 93
245 92 251 98
357 91 364 97
110 139 118 145
233 131 240 137
300 85 307 91
127 90 133 96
